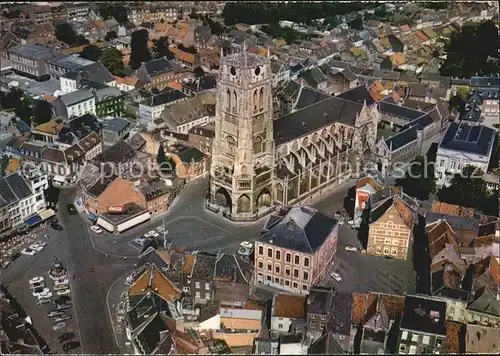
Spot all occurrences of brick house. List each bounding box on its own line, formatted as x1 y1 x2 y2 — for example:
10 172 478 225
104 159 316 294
271 294 306 333
367 195 416 260
188 125 214 155
167 144 210 181
254 206 339 295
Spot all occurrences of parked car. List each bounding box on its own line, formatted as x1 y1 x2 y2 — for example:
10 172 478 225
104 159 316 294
52 322 66 331
29 276 45 285
55 303 72 310
57 332 75 343
330 272 342 282
54 284 69 291
56 289 71 296
54 278 69 287
55 296 71 304
132 237 145 246
32 287 50 297
29 243 44 252
344 246 358 252
48 311 66 318
90 225 102 234
237 241 254 257
54 315 71 323
1 260 10 269
62 341 80 352
37 241 48 248
38 291 53 299
21 248 36 256
37 298 52 305
51 223 63 231
66 204 77 215
144 230 159 238
30 281 45 290
10 252 21 261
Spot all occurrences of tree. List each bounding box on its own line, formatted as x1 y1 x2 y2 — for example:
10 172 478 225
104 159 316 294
130 29 152 70
152 36 174 60
2 89 23 110
55 23 88 47
100 47 124 75
157 146 176 177
395 156 436 201
98 3 129 24
437 165 498 216
440 20 498 77
194 66 205 78
32 100 53 125
348 15 363 30
456 86 471 100
105 30 118 41
80 45 103 62
189 8 198 19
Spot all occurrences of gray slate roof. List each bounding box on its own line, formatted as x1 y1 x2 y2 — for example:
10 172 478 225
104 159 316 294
58 89 94 107
9 44 54 60
102 118 130 133
257 206 337 254
0 172 32 208
440 123 495 156
94 87 123 103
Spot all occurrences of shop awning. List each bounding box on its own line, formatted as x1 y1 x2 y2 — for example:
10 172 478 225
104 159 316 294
39 209 56 221
117 212 151 233
25 215 42 226
87 213 98 222
97 218 114 232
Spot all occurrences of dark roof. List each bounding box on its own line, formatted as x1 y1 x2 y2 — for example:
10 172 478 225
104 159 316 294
66 62 114 84
309 331 347 354
327 292 353 336
66 113 102 139
137 247 169 272
169 145 206 163
214 254 252 284
467 286 499 316
470 76 500 88
143 58 179 77
440 123 496 156
99 139 135 163
273 96 362 145
307 286 333 315
400 296 447 336
191 252 217 280
256 206 337 254
425 212 479 232
337 85 375 105
127 133 147 151
135 314 170 354
139 180 171 202
378 101 424 121
0 175 20 207
295 87 330 110
4 172 32 201
384 126 417 151
183 76 217 93
459 103 481 123
87 175 116 197
102 117 131 133
143 89 188 107
188 125 215 138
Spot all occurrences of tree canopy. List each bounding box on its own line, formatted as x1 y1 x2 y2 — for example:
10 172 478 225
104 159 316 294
260 22 307 44
55 23 89 47
130 29 152 70
100 47 124 75
97 3 129 24
152 36 174 60
80 45 103 62
440 20 498 78
395 156 437 201
32 100 53 125
194 66 205 78
223 2 373 26
105 31 118 41
348 15 363 30
177 43 197 54
157 146 176 177
0 89 53 125
437 165 498 216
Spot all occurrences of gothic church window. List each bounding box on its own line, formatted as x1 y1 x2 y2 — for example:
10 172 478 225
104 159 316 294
253 136 263 154
226 136 236 155
253 89 258 113
227 89 231 112
259 87 264 110
232 91 238 114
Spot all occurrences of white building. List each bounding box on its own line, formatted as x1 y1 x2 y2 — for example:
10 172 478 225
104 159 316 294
53 89 96 121
0 172 45 228
435 122 497 187
20 166 49 212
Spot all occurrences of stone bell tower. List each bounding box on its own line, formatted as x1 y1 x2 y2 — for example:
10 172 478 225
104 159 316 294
209 44 274 221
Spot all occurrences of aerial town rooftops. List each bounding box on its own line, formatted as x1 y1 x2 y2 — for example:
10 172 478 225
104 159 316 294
9 44 54 59
400 295 447 336
440 122 496 156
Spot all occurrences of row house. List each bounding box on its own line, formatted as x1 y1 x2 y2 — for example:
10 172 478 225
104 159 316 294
28 5 53 24
53 89 96 121
8 44 55 81
46 54 94 80
136 57 192 92
59 62 116 94
254 206 339 295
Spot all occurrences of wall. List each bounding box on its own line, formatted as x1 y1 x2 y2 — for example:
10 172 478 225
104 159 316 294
211 332 258 347
435 147 490 187
220 317 261 330
312 225 338 284
271 316 293 333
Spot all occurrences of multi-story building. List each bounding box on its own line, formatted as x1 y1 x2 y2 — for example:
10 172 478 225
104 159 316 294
136 58 192 91
94 87 124 117
28 5 53 24
53 89 96 121
254 206 339 295
398 296 447 354
20 166 49 213
167 144 209 181
188 125 215 155
59 62 116 94
208 48 378 222
129 3 178 24
102 118 131 146
367 195 416 260
138 89 188 124
8 44 55 81
66 3 90 22
435 123 496 187
46 54 94 80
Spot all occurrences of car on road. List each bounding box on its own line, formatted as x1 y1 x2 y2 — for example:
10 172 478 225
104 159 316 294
54 278 69 287
66 204 77 215
62 341 80 352
48 311 66 318
1 260 10 269
21 248 36 256
237 241 254 257
54 315 71 323
56 289 71 296
51 223 63 231
55 296 71 304
344 246 358 252
38 291 52 299
330 272 342 282
29 243 44 252
57 332 75 343
90 225 102 234
52 322 66 331
55 303 72 310
37 241 48 248
32 287 50 297
144 230 160 238
29 276 45 285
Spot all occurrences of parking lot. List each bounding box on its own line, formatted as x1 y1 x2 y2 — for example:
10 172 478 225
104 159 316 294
2 223 82 354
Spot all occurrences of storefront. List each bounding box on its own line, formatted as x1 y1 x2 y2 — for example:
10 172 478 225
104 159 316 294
38 209 56 221
96 208 151 234
24 215 42 227
96 218 115 232
116 212 151 233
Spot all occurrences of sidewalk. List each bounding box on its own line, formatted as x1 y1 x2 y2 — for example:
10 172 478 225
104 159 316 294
106 273 133 354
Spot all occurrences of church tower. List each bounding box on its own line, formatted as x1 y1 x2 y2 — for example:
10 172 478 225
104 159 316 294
209 45 274 221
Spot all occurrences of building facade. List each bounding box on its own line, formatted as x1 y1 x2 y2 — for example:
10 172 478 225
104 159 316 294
208 49 378 221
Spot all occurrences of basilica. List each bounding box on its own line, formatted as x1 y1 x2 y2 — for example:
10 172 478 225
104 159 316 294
208 49 379 221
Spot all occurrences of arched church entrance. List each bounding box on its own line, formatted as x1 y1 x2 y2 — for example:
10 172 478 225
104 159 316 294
257 188 271 208
215 187 232 212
